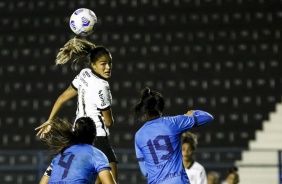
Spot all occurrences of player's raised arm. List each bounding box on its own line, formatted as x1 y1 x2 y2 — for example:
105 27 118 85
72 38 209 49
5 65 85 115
185 110 214 126
35 85 77 138
132 87 214 184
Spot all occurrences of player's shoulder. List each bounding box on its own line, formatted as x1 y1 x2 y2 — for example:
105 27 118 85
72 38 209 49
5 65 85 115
135 123 150 141
88 70 109 85
91 146 109 160
193 161 206 170
135 118 165 136
163 115 187 120
76 68 93 80
69 143 92 151
79 68 91 75
71 144 106 157
80 69 109 84
80 68 98 79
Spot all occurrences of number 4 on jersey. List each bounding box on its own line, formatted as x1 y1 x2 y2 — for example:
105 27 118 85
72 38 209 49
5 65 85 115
58 154 75 179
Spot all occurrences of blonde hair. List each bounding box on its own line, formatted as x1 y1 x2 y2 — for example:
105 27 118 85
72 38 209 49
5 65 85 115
55 37 96 66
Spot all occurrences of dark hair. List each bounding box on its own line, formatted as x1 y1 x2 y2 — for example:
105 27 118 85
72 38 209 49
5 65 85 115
43 117 96 155
72 117 96 144
132 87 165 121
181 132 198 151
89 46 112 64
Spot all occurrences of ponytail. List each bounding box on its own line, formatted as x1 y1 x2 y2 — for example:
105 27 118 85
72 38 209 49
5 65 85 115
55 37 96 67
43 118 75 155
43 117 96 155
132 87 165 121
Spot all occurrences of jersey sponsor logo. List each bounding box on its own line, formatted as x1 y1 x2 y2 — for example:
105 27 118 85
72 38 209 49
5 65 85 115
106 87 112 103
156 171 182 184
79 76 88 87
81 88 87 116
84 71 91 77
85 72 90 77
49 181 67 184
98 90 107 106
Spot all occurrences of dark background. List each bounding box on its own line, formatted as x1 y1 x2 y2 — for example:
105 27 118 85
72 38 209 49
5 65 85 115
1 0 282 183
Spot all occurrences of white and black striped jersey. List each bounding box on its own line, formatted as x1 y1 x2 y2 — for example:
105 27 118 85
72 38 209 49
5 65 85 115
71 68 112 136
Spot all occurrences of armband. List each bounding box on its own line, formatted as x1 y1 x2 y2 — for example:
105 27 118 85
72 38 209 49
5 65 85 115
43 166 53 177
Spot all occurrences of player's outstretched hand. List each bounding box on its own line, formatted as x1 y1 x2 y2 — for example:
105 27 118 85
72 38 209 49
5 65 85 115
35 120 52 139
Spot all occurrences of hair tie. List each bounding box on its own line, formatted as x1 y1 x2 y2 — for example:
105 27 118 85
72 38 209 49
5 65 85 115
147 88 151 95
72 121 76 132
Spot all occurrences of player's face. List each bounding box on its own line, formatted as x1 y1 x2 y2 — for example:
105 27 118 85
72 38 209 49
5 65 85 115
182 143 193 162
91 54 112 79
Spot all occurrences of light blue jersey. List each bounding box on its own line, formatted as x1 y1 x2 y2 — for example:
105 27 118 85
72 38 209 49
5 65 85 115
48 144 111 184
134 110 213 184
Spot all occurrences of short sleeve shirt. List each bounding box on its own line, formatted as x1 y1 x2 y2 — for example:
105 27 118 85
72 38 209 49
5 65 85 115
49 144 111 184
72 68 112 136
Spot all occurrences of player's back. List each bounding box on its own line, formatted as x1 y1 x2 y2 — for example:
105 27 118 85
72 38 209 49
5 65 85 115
48 144 110 184
135 116 194 184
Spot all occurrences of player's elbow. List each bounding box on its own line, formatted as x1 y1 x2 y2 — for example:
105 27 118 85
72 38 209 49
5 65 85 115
105 119 114 127
203 113 214 123
194 111 214 126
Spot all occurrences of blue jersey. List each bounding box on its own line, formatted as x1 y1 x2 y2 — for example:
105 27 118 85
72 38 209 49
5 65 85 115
134 110 213 184
48 144 111 184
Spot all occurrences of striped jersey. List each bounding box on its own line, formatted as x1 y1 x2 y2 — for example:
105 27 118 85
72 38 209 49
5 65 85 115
71 68 112 136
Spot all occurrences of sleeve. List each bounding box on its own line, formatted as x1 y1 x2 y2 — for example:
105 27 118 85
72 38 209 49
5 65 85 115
95 85 112 110
168 110 213 133
71 74 80 91
134 135 148 177
168 115 196 133
192 110 214 126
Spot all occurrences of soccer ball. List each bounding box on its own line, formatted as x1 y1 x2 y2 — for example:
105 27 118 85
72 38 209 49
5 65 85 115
69 8 97 36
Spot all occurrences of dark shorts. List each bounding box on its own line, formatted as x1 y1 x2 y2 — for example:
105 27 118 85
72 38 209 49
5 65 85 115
94 136 118 163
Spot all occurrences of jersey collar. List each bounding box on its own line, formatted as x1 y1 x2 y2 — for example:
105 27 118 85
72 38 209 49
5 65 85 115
187 160 195 169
